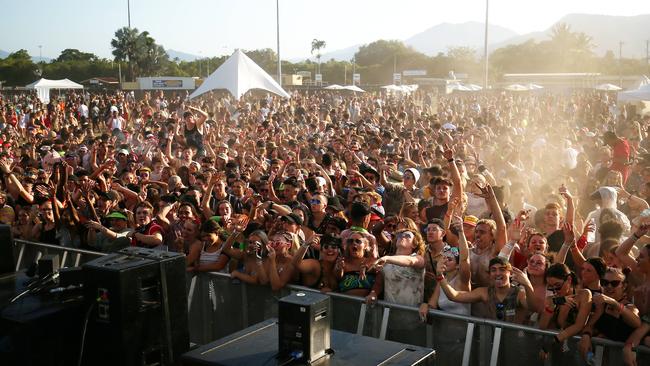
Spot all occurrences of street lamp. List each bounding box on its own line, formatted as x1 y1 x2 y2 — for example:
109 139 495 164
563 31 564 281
276 0 282 86
483 0 489 89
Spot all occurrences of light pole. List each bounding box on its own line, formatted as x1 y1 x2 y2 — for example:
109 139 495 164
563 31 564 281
127 0 131 28
38 45 42 63
619 41 623 87
483 0 489 90
276 0 282 86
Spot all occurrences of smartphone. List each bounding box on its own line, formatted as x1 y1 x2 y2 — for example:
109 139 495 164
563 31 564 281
552 296 566 306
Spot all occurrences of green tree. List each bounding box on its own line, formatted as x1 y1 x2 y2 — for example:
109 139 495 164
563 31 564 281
55 49 98 63
311 39 326 75
111 27 141 80
0 49 38 86
244 48 277 74
110 27 169 80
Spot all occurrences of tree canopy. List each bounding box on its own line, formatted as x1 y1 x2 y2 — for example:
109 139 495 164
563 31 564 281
0 24 647 87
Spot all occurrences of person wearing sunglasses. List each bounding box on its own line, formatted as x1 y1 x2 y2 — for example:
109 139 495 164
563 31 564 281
367 229 426 307
292 234 341 292
226 230 269 286
438 256 533 324
335 233 375 298
538 263 592 362
264 231 299 291
306 194 329 233
421 221 472 318
578 267 641 362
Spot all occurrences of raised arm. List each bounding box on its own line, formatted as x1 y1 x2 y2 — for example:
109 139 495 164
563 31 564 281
443 145 463 200
616 225 648 270
480 184 507 253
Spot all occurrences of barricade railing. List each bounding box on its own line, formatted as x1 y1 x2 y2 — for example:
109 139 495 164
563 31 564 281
8 241 649 366
14 239 107 271
188 271 650 366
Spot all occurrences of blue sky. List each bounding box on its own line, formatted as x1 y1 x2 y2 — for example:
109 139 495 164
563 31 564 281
1 0 647 60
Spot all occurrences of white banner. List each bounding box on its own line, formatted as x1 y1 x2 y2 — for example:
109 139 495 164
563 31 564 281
353 73 361 85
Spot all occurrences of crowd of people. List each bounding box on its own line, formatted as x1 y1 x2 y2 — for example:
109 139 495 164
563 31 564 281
1 86 649 364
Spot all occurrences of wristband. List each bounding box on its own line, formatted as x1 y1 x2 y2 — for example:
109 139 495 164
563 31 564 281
582 331 592 337
435 275 445 282
632 232 641 240
478 165 487 173
544 306 555 314
447 158 454 163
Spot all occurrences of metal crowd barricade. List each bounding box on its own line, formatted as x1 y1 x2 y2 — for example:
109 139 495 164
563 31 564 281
14 239 107 271
188 272 650 366
8 240 649 366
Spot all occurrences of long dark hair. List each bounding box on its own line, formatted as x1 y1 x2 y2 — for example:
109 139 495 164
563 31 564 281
546 263 577 286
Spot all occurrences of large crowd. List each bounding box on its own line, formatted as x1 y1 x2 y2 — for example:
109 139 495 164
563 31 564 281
1 86 649 364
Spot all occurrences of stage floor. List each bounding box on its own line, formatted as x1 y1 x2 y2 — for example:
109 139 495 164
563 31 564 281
181 318 435 366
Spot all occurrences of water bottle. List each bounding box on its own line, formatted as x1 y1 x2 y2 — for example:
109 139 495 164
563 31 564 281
586 218 596 243
585 351 595 365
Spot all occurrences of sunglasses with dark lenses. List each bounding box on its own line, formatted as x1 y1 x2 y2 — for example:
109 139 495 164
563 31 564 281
397 231 415 240
600 279 622 288
322 244 339 250
346 238 364 245
496 303 505 320
546 279 566 292
309 199 321 205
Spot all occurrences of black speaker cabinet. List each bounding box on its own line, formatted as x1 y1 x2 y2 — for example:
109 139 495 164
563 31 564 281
0 224 15 275
278 291 331 363
82 249 189 366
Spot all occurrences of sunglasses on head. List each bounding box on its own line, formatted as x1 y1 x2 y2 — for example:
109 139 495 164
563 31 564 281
600 279 622 288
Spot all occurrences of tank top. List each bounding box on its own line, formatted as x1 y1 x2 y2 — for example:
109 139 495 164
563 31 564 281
487 285 520 322
594 308 635 342
184 124 204 149
110 117 122 130
382 254 425 307
199 244 227 272
437 274 471 316
40 226 58 245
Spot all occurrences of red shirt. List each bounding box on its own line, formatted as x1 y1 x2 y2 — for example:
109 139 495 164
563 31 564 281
611 139 630 183
131 221 164 247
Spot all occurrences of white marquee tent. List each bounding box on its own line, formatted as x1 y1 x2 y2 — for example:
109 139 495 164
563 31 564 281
26 78 83 103
617 84 650 102
190 49 290 100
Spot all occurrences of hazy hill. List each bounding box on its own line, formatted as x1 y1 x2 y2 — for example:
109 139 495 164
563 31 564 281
494 13 650 57
405 21 518 55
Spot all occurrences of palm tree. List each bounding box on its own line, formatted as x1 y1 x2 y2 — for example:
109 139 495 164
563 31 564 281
311 39 326 77
111 27 141 80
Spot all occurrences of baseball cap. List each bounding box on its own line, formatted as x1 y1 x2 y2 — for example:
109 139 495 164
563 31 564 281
105 211 128 221
282 213 304 226
463 215 479 227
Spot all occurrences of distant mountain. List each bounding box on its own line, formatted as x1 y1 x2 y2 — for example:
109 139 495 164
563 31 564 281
0 49 51 62
494 13 650 58
405 21 518 55
32 55 51 63
166 49 201 62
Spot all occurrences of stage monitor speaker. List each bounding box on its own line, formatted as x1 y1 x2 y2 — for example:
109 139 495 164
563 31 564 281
0 224 15 274
82 249 189 366
278 291 331 363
